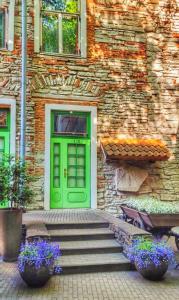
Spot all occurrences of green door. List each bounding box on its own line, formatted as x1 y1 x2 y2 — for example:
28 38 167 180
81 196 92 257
0 109 10 208
50 112 91 209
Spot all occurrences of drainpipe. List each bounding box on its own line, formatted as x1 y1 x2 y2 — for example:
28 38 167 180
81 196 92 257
20 0 27 164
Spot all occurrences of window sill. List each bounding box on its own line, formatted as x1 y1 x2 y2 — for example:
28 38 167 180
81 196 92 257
0 48 8 52
34 52 87 60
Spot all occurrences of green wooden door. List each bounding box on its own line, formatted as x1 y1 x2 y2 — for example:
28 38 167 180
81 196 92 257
51 138 91 208
50 111 91 209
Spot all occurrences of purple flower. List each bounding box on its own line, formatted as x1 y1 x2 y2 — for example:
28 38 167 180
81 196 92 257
18 240 62 273
127 238 175 269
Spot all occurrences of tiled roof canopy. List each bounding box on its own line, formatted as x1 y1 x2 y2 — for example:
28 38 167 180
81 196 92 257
100 138 170 162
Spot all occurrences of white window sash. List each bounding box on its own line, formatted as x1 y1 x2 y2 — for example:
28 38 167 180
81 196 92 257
34 0 40 52
8 0 15 51
58 14 63 54
80 0 87 58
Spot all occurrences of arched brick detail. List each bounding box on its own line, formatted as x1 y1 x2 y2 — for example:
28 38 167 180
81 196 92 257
31 74 103 97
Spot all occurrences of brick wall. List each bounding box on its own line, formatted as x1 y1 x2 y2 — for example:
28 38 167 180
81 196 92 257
0 0 179 213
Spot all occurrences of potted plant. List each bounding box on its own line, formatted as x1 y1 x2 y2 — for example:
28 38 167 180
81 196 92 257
127 238 175 281
0 156 35 262
18 240 62 287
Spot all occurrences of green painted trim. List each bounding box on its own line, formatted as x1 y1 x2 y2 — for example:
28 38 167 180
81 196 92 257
0 109 10 208
0 131 10 208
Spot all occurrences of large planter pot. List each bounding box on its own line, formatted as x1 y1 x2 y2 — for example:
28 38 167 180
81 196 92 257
0 209 22 262
135 259 168 281
20 264 51 287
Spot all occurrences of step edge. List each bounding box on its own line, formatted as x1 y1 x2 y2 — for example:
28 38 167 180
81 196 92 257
59 260 131 267
61 245 123 250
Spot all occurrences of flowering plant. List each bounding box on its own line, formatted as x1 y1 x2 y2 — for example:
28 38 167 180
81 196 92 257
127 238 175 269
18 240 62 274
123 197 179 214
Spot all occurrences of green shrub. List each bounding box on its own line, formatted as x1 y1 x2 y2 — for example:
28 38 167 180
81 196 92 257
0 156 36 209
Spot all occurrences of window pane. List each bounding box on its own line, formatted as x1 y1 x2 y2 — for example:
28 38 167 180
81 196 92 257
0 11 5 48
42 0 78 13
0 111 7 128
42 15 58 53
54 114 87 136
63 16 79 55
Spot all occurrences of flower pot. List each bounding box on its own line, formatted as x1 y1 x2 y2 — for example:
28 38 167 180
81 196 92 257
20 264 51 287
135 259 168 281
0 209 22 262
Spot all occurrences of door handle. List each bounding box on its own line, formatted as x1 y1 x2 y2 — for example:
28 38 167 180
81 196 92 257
64 168 67 178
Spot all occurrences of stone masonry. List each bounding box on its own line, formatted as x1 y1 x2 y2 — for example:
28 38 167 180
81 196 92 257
0 0 179 213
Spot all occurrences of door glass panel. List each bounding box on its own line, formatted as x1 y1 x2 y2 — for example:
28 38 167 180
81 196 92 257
77 157 85 166
77 145 85 155
53 144 60 188
54 114 87 137
67 144 86 188
77 178 85 188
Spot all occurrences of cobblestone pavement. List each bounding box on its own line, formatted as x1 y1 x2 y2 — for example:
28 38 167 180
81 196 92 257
1 262 179 300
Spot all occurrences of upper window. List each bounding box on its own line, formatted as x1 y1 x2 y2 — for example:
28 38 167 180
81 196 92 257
34 0 87 57
0 1 15 51
0 9 6 49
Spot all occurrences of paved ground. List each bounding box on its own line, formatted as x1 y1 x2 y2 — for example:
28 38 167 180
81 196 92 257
1 210 178 299
0 262 179 300
23 209 107 225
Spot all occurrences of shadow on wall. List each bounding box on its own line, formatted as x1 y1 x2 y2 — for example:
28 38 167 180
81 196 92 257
88 0 178 145
89 0 179 204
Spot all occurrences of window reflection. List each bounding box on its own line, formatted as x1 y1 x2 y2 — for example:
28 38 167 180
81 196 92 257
54 114 87 136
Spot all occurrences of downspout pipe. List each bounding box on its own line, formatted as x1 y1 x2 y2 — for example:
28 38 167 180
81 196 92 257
20 0 27 164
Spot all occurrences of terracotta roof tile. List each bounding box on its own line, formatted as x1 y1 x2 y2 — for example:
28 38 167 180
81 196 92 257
100 138 170 161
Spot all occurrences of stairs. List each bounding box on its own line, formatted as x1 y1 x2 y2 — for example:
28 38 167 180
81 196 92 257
46 221 131 275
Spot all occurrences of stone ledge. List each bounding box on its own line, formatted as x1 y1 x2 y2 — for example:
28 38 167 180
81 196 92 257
95 209 152 254
26 223 50 242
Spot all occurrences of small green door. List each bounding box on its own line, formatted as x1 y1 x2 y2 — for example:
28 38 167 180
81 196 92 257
50 112 91 209
0 109 10 208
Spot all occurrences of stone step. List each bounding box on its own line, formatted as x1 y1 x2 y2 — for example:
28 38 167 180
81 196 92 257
55 253 131 275
49 228 115 241
57 239 123 255
46 221 109 230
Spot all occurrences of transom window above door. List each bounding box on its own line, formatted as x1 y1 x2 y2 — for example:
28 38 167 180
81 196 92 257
52 111 90 138
34 0 87 57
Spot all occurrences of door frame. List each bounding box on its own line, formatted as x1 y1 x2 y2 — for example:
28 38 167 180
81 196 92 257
44 104 97 210
0 97 16 155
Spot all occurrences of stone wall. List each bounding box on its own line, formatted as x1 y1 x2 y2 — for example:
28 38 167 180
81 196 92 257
0 0 179 213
